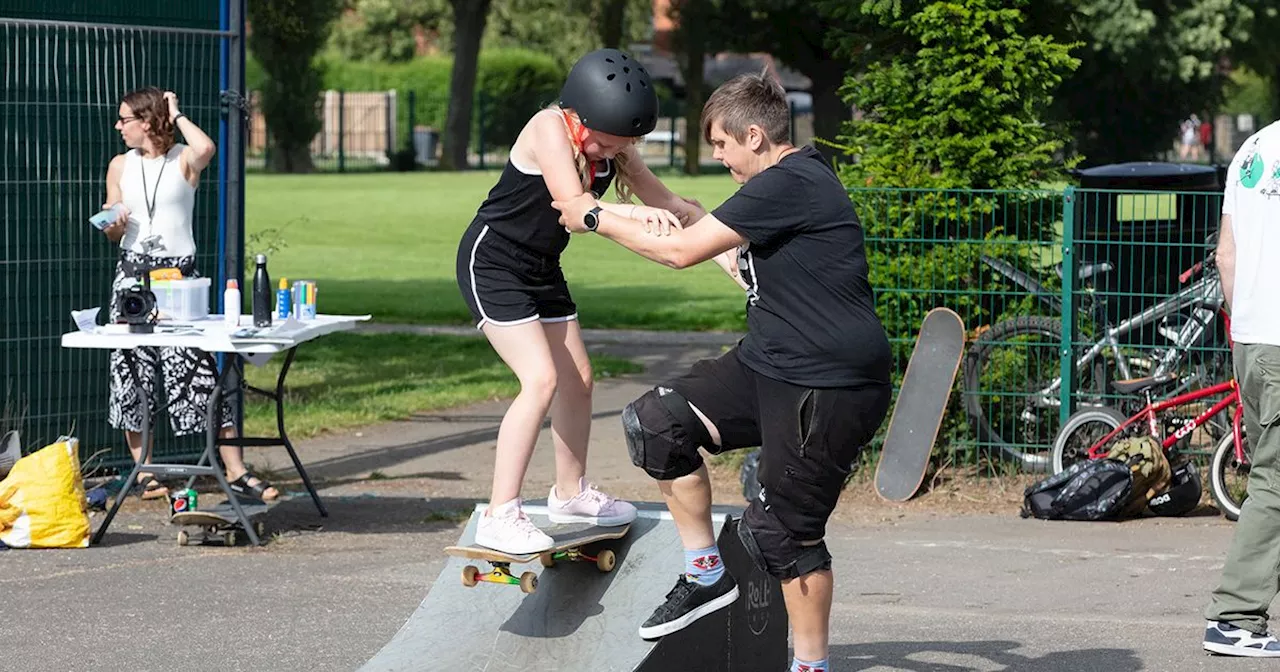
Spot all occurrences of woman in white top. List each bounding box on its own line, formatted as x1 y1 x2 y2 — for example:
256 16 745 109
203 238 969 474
100 87 279 502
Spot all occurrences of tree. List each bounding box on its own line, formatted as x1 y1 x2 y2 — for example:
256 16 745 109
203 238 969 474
698 0 878 163
668 0 723 175
1232 0 1280 122
834 0 1080 189
248 0 345 173
440 0 493 170
1048 0 1249 164
329 0 448 62
484 0 651 70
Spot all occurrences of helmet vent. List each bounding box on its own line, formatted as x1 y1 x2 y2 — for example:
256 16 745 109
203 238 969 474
607 73 616 81
626 83 632 93
623 66 630 73
605 57 615 63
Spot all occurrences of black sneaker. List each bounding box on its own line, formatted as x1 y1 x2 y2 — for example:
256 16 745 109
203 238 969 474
638 572 740 640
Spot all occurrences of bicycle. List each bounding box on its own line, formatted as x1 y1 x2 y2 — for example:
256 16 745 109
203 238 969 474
963 245 1229 471
1051 369 1250 521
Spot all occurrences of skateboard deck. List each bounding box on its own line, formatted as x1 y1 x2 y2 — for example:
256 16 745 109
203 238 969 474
170 500 269 546
875 307 966 502
445 521 630 594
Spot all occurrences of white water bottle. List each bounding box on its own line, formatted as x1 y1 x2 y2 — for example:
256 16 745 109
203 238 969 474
224 279 242 327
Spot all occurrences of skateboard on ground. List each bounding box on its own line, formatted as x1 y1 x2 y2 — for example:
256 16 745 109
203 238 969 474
445 522 631 594
875 307 966 502
170 500 269 547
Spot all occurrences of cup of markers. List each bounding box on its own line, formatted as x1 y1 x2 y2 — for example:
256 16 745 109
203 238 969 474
292 280 318 320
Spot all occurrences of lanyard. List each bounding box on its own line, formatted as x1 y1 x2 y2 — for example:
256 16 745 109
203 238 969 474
139 151 167 222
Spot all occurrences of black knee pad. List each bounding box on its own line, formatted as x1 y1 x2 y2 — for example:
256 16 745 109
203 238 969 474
622 387 711 481
738 505 832 580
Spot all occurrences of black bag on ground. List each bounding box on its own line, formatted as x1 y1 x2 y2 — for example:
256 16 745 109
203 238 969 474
1020 459 1134 521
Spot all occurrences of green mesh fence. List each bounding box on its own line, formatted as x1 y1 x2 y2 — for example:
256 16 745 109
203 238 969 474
1053 187 1228 471
856 184 1229 476
852 188 1065 474
1 5 232 469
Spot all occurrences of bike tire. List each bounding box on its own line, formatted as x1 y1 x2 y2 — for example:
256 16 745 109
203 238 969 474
1210 429 1249 522
963 316 1064 471
1051 406 1129 474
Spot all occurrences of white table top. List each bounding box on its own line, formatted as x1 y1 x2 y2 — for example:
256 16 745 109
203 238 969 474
61 314 371 354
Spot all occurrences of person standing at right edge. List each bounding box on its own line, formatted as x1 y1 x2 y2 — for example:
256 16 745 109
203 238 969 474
1203 118 1280 657
552 72 894 672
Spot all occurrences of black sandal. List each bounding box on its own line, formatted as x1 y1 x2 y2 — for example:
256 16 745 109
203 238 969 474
136 475 169 500
228 473 277 502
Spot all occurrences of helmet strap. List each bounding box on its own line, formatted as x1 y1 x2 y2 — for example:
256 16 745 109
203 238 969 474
560 108 596 185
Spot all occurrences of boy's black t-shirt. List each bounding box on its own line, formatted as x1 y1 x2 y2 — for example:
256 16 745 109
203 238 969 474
711 145 891 388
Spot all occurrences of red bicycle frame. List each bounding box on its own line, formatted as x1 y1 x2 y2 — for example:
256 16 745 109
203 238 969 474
1083 379 1243 461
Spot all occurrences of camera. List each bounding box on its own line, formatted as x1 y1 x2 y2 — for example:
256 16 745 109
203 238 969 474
117 273 157 333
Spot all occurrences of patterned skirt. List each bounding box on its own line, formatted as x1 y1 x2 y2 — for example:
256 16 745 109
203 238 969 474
108 250 234 436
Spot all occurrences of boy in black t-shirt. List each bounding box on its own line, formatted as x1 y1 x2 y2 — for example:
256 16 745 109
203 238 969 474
553 72 892 672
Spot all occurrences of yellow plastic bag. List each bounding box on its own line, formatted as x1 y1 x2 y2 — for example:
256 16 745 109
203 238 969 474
0 438 90 548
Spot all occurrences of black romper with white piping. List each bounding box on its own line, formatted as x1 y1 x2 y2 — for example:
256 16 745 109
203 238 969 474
456 155 614 328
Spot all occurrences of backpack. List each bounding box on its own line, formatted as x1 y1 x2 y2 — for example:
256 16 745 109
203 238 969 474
1105 436 1172 517
1020 459 1134 521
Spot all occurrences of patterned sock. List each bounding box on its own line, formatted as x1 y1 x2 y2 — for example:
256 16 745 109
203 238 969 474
684 545 724 586
792 658 828 672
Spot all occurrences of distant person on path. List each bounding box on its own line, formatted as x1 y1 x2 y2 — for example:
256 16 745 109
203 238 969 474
554 71 892 672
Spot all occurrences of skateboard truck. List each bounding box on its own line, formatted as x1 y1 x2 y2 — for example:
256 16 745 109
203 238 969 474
540 547 616 571
462 562 539 594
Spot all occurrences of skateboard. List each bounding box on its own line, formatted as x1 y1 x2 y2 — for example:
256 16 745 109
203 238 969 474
445 522 631 594
875 307 966 502
170 500 269 547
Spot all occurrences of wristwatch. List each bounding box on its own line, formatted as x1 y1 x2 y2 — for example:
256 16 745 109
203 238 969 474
583 206 603 232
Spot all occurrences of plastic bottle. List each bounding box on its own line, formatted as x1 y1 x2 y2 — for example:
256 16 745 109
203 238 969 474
276 277 291 319
223 279 241 327
252 254 272 328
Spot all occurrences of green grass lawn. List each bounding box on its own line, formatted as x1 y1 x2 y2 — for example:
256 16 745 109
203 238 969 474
242 332 641 438
246 171 747 331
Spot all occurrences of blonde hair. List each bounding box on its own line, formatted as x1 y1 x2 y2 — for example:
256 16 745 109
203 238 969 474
559 107 635 203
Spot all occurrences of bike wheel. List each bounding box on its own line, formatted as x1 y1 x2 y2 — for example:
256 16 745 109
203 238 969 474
1210 428 1250 521
964 316 1077 471
1051 406 1129 474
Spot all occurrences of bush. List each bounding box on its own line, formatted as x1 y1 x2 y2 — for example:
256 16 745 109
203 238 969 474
319 48 565 151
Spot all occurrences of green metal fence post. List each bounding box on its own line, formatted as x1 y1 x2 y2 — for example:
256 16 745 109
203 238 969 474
669 116 677 168
478 91 486 171
337 89 346 173
1059 186 1077 428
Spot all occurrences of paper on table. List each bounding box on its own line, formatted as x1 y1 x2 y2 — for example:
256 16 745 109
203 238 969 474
71 307 101 332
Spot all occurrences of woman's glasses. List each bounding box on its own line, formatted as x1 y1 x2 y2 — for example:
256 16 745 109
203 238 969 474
117 115 139 124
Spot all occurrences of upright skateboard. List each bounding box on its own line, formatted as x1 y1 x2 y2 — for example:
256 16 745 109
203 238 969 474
444 522 630 594
170 500 269 547
875 307 966 502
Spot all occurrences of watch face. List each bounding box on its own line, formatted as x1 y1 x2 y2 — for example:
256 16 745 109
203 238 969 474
584 208 600 230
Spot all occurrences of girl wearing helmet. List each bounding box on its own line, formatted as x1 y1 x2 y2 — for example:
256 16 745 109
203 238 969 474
455 48 738 554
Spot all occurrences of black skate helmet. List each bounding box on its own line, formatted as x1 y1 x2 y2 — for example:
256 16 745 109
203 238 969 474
559 48 658 138
1148 460 1202 517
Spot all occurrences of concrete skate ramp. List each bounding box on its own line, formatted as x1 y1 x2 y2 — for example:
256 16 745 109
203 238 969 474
359 503 787 672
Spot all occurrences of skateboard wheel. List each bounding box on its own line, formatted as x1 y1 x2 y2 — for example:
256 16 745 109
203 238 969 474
596 549 616 572
177 530 189 546
224 531 237 546
519 571 538 594
539 552 555 568
462 565 480 587
255 521 266 538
